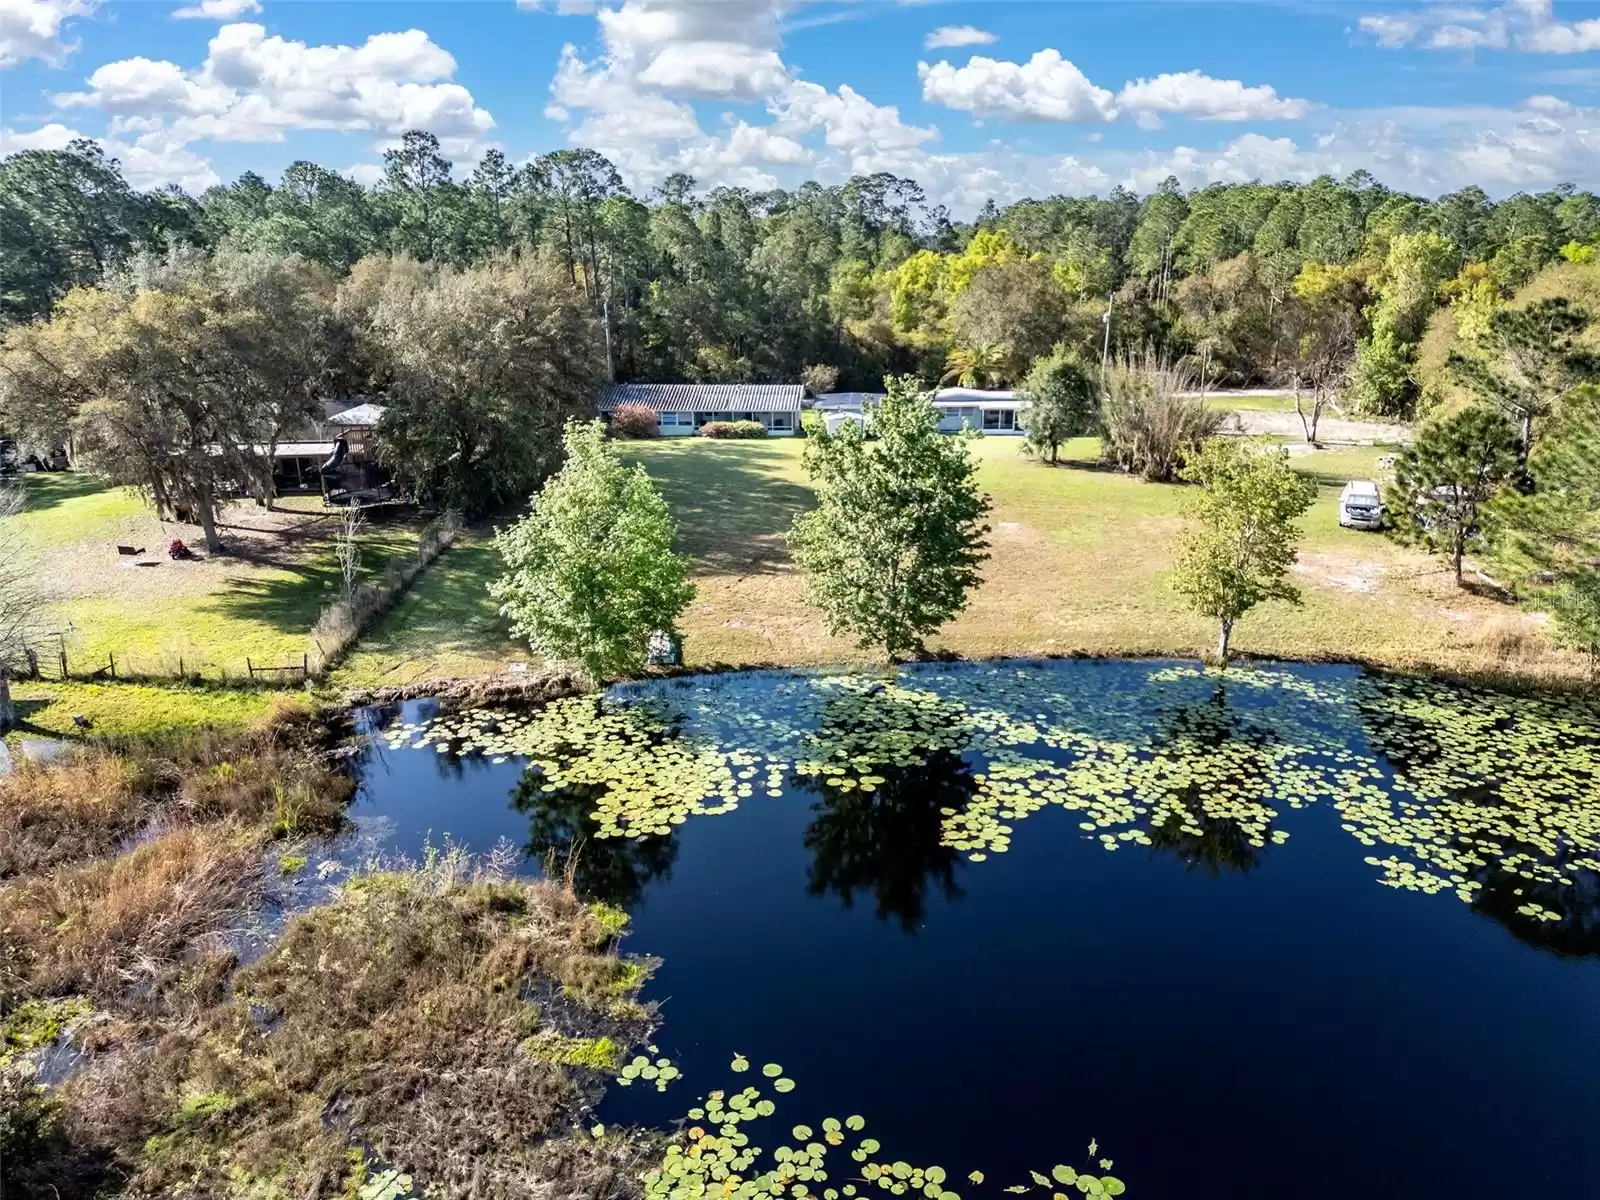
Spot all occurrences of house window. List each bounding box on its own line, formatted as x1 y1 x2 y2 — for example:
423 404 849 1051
769 412 793 431
983 408 1016 431
694 412 714 427
661 412 692 428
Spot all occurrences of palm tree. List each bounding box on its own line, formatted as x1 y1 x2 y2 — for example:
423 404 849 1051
942 342 1008 389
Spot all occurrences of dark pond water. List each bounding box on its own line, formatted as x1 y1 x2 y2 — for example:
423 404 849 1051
346 659 1600 1200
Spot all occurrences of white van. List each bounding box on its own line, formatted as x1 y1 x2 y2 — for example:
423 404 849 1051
1339 480 1384 530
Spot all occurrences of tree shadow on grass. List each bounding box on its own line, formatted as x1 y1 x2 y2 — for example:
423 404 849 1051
12 472 113 514
202 564 340 636
625 442 817 575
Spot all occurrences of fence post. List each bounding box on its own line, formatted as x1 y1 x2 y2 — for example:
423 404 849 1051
108 652 115 680
302 653 308 680
246 657 253 681
59 645 67 679
179 656 185 680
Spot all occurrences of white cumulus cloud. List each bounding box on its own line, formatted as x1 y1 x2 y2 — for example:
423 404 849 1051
0 120 85 153
172 0 260 21
1117 71 1313 123
1358 1 1600 54
918 50 1118 123
53 22 494 158
0 0 96 68
923 25 996 50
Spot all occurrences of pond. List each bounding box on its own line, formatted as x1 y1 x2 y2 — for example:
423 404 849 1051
346 659 1600 1200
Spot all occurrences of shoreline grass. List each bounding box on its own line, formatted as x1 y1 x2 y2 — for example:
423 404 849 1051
0 712 658 1200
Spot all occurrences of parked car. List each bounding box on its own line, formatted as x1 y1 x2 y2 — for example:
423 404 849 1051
1339 480 1384 530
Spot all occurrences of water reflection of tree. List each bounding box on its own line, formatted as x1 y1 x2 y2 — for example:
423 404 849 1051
510 773 678 909
1468 860 1600 957
1355 674 1600 957
799 749 970 932
1142 683 1283 876
793 685 970 932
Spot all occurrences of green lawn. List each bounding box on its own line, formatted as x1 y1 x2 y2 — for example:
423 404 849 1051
7 680 291 744
333 434 1546 681
332 535 523 689
9 473 425 680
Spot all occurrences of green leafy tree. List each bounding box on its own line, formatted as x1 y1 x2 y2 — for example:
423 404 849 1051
1286 261 1366 442
1488 384 1600 667
380 130 460 262
0 249 334 549
489 419 694 682
788 377 991 660
948 258 1069 380
1388 405 1519 586
0 140 154 322
1018 349 1097 464
1172 438 1317 662
346 253 605 517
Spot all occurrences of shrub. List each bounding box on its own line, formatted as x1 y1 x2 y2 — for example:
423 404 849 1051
1099 356 1223 482
609 404 660 439
698 420 768 439
1019 348 1097 464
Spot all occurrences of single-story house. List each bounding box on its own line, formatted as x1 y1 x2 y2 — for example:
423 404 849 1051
600 383 806 436
235 441 340 494
932 388 1025 435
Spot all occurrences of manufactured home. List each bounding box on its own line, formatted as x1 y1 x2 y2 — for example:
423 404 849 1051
932 388 1025 435
599 383 806 436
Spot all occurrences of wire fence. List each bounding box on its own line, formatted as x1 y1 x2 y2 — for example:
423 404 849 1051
8 636 311 688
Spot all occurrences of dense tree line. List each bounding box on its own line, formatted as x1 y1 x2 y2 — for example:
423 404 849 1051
6 132 1600 418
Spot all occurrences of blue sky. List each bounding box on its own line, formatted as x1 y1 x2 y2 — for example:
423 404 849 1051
2 0 1598 211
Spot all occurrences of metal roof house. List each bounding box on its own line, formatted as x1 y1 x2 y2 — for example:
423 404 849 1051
932 387 1025 435
599 383 806 436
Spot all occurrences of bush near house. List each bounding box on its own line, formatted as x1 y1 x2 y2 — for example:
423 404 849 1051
698 421 768 439
609 404 660 439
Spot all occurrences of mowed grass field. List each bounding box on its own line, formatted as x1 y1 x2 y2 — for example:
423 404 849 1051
10 473 424 678
328 434 1563 683
7 474 427 738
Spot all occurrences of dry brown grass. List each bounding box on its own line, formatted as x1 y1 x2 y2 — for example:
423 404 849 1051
0 710 350 879
44 866 654 1200
1 823 265 1009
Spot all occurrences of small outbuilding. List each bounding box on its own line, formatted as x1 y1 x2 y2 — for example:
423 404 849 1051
600 383 806 436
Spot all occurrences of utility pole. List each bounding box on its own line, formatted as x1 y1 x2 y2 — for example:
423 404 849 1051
1100 295 1114 374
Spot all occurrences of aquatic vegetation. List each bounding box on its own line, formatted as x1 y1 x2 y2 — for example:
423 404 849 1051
641 1059 1126 1199
0 996 91 1065
388 660 1600 947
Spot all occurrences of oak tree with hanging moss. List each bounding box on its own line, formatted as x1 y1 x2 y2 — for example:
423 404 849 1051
1171 437 1317 663
490 419 694 682
788 377 991 661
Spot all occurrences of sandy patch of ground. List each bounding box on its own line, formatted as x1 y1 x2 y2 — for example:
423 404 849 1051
1232 410 1412 445
1294 552 1386 594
